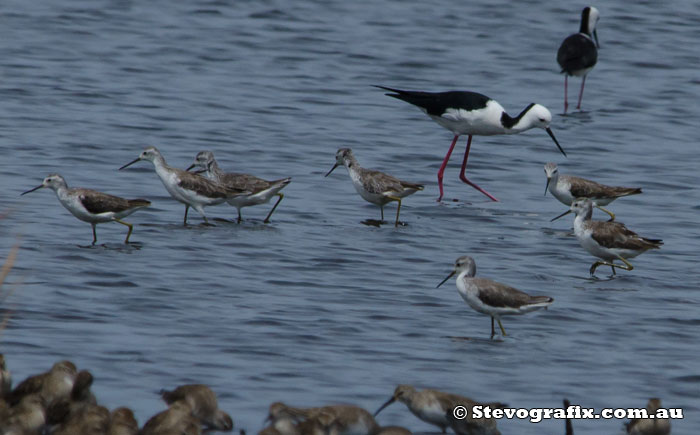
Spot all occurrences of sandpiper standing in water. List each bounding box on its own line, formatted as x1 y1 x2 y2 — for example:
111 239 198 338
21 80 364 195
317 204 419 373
437 256 553 337
544 162 642 221
374 385 503 435
557 7 600 113
21 174 150 244
120 147 247 225
553 198 662 276
325 148 423 227
186 151 291 223
376 86 565 201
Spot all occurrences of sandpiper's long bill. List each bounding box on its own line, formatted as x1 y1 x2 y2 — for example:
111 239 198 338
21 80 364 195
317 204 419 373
374 385 503 435
120 147 247 225
437 256 553 337
186 150 291 223
552 198 662 276
544 162 641 221
325 148 423 227
376 85 565 202
21 174 150 244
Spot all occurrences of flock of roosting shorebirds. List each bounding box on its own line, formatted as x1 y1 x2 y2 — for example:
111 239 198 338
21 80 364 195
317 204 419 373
0 357 671 435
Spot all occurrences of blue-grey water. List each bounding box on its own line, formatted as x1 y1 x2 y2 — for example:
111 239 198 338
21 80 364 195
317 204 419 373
1 0 699 433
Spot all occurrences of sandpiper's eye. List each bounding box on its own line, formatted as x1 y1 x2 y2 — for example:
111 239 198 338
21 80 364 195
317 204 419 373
539 118 546 122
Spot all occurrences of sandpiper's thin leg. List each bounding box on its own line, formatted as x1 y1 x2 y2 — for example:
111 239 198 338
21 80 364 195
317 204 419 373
387 195 402 227
91 224 97 245
458 135 498 202
564 75 569 113
184 205 189 225
237 209 242 223
590 258 633 275
490 317 495 338
437 135 459 201
611 265 616 275
616 256 634 271
576 75 587 110
596 205 615 221
264 193 284 223
380 205 384 221
496 318 507 336
114 219 134 243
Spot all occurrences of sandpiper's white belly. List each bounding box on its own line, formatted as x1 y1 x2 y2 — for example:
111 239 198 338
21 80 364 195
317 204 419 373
411 400 448 427
349 170 390 206
551 180 575 205
227 188 274 208
56 191 112 223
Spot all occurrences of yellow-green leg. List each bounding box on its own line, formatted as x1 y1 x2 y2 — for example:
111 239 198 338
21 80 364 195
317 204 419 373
496 318 507 336
387 195 402 227
590 257 633 275
264 193 284 223
91 224 97 245
596 205 616 221
114 219 133 243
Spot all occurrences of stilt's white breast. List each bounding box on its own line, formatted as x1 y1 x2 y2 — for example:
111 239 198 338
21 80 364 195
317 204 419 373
431 100 506 136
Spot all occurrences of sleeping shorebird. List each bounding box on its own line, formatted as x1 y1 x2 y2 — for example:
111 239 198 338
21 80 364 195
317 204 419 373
186 151 291 223
557 7 600 113
160 384 233 431
552 198 662 276
325 148 423 227
374 385 503 435
140 400 201 435
625 398 671 435
376 86 565 202
21 174 150 245
544 162 642 221
437 256 553 337
119 147 248 225
7 360 77 407
109 407 139 435
269 402 379 435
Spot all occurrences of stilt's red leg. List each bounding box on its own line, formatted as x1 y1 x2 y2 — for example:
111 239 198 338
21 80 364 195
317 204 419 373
576 75 587 109
564 75 569 114
437 135 459 201
458 135 498 202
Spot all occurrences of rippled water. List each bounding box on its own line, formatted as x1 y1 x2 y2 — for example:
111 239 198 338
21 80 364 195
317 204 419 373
1 0 699 433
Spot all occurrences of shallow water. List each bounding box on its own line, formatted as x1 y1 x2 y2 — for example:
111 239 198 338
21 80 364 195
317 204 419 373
1 0 699 433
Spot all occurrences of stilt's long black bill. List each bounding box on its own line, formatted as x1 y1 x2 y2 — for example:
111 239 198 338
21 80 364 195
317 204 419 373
324 164 339 177
546 128 566 157
119 158 141 170
551 209 572 222
21 185 43 196
374 396 396 417
437 270 456 288
544 178 551 196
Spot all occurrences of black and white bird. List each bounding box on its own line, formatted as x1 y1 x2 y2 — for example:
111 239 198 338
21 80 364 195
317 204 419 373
557 6 600 113
376 86 565 202
21 174 150 244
